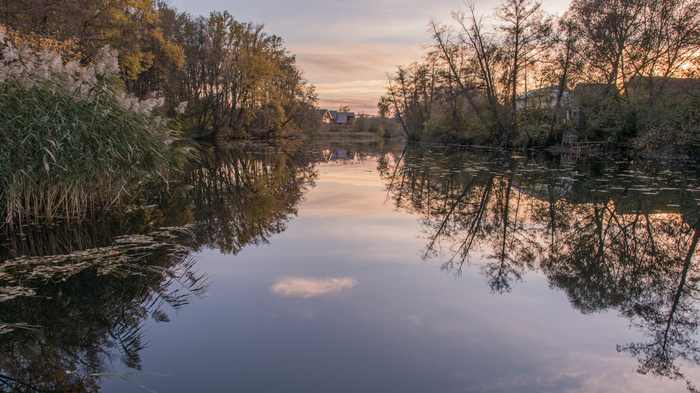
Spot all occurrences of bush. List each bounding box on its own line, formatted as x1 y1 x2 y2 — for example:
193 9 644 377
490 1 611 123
353 116 402 138
0 31 189 227
633 89 700 154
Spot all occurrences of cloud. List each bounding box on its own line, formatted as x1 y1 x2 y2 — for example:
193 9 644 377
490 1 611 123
313 80 387 114
291 43 424 113
291 43 424 83
270 276 357 298
318 97 377 114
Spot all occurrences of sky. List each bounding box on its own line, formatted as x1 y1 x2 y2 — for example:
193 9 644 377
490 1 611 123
168 0 570 115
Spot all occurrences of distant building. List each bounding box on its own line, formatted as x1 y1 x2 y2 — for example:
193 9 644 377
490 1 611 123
317 108 355 125
318 109 334 124
336 112 355 125
321 148 355 162
515 85 570 111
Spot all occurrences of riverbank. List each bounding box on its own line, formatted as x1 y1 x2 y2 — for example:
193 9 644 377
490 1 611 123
305 128 379 140
0 40 188 229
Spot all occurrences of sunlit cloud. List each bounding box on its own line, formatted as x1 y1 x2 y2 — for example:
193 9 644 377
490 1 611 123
289 43 426 113
292 43 424 82
312 80 386 114
270 276 357 298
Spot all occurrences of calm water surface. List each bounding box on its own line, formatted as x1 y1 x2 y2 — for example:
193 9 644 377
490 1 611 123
3 139 700 392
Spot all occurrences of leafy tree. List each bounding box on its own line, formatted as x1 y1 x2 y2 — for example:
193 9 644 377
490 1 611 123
0 1 318 139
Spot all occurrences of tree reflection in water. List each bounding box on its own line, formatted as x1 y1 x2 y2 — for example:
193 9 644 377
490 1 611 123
0 232 205 392
180 141 317 254
380 144 700 390
0 141 318 392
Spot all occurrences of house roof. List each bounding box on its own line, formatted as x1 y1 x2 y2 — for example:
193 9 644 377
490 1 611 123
625 76 700 96
570 83 620 104
572 83 617 94
336 112 355 124
516 85 567 101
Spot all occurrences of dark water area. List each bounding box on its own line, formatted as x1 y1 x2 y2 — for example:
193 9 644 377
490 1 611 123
2 139 700 392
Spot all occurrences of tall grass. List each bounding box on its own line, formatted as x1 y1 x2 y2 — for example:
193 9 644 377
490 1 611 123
0 32 189 228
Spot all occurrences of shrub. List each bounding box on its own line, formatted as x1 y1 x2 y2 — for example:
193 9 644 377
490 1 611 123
353 116 402 138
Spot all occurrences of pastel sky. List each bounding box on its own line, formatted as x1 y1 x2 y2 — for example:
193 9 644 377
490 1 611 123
169 0 570 114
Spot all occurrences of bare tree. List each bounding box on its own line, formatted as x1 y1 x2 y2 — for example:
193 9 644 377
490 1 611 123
495 0 552 142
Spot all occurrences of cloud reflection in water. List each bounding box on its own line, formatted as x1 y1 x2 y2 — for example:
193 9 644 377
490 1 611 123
270 277 357 298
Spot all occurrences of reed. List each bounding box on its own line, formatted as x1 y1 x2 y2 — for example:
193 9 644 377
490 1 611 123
0 32 188 228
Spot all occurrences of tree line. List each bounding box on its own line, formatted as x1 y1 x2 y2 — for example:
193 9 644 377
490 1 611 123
0 0 318 138
383 0 700 151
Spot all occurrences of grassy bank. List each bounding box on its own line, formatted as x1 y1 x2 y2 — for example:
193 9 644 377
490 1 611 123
305 129 379 140
306 116 403 140
0 35 189 228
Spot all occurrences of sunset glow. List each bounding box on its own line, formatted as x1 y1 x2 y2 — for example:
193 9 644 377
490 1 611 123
168 0 569 114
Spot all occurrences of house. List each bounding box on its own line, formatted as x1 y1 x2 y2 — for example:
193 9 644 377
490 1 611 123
336 112 355 125
516 85 574 125
515 85 570 111
317 108 355 125
318 109 334 124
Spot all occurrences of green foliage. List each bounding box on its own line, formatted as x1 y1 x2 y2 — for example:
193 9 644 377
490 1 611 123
634 95 700 155
169 11 317 138
0 2 318 140
0 0 183 81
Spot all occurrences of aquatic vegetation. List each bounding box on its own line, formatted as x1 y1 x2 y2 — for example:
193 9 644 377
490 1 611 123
0 229 192 285
0 225 206 391
0 29 191 227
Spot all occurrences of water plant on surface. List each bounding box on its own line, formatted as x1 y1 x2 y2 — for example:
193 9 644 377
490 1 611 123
0 226 206 392
0 29 190 228
0 228 193 287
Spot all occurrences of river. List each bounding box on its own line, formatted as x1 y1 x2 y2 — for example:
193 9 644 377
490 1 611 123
2 138 700 392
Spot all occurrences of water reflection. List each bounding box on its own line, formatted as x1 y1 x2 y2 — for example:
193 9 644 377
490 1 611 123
270 277 357 298
0 141 321 391
379 145 700 389
174 141 317 254
4 139 700 391
0 231 205 392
